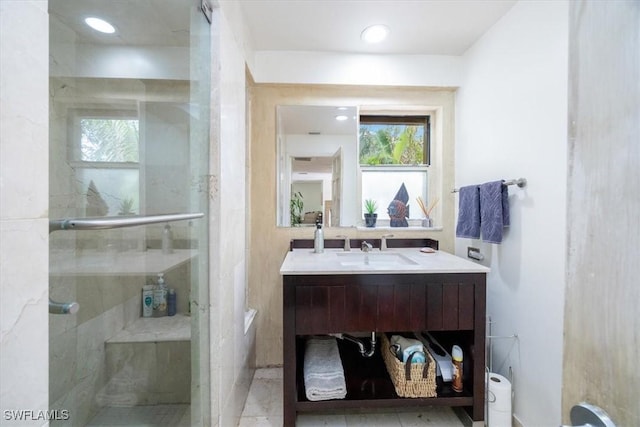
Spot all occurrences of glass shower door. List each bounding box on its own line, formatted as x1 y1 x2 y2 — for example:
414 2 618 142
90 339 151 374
48 1 211 425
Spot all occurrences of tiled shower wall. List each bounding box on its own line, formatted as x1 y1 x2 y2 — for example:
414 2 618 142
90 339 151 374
0 2 50 426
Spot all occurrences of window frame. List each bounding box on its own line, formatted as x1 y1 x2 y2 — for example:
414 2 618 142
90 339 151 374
67 108 142 216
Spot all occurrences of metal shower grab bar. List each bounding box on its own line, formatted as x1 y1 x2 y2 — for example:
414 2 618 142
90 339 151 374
452 177 527 193
48 212 204 314
49 212 204 233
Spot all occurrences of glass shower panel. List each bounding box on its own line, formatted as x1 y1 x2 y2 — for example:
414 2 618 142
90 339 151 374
48 1 210 426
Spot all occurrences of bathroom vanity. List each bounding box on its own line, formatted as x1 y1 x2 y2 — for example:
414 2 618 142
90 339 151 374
280 239 489 426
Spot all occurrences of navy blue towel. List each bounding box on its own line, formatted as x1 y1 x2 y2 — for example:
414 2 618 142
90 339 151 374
479 181 510 244
456 185 481 239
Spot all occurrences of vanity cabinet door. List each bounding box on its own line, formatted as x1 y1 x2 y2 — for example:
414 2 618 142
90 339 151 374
426 281 476 331
295 285 345 334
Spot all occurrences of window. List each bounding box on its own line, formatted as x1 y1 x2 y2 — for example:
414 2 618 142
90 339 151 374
359 115 430 166
360 115 430 223
71 110 140 216
79 116 139 163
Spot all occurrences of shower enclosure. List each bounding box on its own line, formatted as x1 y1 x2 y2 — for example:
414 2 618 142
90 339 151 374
48 1 211 425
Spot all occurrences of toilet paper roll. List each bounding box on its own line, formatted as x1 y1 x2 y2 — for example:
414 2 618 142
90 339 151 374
488 408 512 427
487 372 512 414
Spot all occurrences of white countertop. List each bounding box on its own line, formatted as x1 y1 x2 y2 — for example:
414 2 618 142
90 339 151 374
280 248 490 275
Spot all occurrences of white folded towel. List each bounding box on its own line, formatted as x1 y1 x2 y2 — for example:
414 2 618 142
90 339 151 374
303 337 347 401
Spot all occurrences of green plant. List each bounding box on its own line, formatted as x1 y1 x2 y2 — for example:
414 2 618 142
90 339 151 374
364 199 378 215
118 197 136 216
290 191 304 226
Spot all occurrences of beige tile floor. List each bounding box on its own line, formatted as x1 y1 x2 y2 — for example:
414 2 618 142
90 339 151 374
86 367 472 426
239 368 470 426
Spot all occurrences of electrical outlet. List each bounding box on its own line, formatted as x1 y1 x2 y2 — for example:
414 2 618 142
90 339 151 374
467 247 484 260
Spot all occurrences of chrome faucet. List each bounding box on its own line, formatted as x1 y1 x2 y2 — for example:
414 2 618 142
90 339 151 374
380 234 394 251
361 241 373 252
336 235 351 251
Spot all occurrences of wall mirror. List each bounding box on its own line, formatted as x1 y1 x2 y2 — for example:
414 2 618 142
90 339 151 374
276 104 434 229
276 105 359 227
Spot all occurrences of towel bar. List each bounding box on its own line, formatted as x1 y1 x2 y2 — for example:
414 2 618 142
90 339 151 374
452 178 527 193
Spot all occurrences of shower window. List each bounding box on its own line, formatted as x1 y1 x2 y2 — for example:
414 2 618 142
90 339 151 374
70 110 140 216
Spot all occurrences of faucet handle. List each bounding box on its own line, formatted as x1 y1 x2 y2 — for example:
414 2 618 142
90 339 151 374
336 235 351 251
381 234 394 251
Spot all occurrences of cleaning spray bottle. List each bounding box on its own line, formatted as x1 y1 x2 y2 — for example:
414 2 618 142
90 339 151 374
452 345 463 392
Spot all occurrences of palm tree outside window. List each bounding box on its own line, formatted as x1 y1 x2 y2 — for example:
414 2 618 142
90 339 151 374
359 115 430 223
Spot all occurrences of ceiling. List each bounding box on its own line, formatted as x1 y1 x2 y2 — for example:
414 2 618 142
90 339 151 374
49 0 516 55
49 0 191 46
238 0 516 55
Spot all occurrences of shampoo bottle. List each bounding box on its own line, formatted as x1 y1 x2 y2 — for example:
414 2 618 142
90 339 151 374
167 289 177 316
153 273 168 317
142 284 154 317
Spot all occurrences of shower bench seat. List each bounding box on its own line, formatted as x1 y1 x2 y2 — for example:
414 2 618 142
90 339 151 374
103 314 191 405
107 313 191 343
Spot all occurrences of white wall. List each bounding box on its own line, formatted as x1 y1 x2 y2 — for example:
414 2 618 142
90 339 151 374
252 51 463 87
455 1 568 426
0 1 50 426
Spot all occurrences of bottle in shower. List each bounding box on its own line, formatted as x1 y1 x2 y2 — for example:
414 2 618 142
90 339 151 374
162 223 174 254
142 284 154 317
167 288 177 316
153 273 168 317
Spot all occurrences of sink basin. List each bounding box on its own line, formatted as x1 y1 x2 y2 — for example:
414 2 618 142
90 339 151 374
336 252 418 267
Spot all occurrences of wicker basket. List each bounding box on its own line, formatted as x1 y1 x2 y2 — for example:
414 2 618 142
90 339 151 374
381 333 437 398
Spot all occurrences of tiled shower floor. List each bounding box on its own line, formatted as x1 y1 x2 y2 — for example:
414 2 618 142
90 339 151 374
87 404 189 426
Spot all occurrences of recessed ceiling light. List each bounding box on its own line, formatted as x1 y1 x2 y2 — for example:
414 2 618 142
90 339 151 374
335 115 349 121
361 24 389 44
85 17 116 34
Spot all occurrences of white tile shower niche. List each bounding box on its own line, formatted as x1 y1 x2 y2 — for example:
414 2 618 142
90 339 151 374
101 315 191 406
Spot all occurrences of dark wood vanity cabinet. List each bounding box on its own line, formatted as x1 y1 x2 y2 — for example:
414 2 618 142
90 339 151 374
282 271 487 426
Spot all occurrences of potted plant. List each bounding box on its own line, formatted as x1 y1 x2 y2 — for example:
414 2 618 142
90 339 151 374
118 197 136 216
290 191 304 226
364 199 378 227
